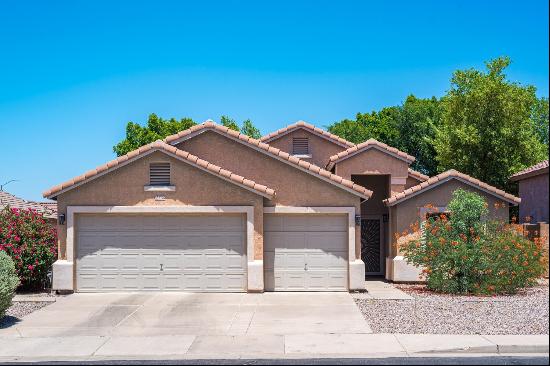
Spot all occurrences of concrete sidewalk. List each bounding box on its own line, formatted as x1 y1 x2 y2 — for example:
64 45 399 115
360 280 413 300
0 333 547 361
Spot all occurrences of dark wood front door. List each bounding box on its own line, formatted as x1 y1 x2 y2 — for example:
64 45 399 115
361 217 383 276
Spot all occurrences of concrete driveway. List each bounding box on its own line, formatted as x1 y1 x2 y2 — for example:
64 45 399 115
9 292 372 338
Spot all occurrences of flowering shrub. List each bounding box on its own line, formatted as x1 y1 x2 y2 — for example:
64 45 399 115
0 206 57 290
400 189 547 295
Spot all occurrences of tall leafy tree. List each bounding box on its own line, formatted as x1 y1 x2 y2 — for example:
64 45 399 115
434 57 547 191
328 97 441 176
398 95 441 176
327 107 400 145
531 97 549 148
241 119 261 139
113 114 196 156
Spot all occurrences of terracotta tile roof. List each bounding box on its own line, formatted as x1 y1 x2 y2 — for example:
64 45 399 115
0 191 57 219
326 139 415 170
510 160 549 181
164 121 372 199
259 120 355 148
408 168 429 182
384 169 520 206
37 201 58 214
43 140 276 199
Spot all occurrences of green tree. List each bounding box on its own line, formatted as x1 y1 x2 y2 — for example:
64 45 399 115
241 119 261 139
113 114 196 156
434 57 547 191
531 97 549 147
327 106 401 145
220 115 240 132
328 97 441 176
398 95 441 176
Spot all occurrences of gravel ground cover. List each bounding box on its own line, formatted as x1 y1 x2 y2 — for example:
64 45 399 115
353 279 549 335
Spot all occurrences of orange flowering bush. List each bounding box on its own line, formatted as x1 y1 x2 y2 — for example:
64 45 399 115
401 189 546 295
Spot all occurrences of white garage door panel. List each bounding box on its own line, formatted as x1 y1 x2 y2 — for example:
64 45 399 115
264 214 348 291
76 214 246 292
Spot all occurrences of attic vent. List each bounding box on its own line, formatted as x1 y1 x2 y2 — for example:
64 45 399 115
149 163 171 186
292 137 310 155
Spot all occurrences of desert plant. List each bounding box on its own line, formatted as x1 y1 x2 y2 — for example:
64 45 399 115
400 189 546 295
0 206 57 290
0 251 19 318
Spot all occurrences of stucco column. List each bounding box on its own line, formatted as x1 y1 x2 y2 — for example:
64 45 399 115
348 206 365 291
247 204 264 292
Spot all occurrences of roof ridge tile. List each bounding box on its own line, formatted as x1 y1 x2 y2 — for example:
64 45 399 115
259 120 355 147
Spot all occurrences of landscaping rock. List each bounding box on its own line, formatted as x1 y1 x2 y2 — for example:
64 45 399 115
353 280 549 335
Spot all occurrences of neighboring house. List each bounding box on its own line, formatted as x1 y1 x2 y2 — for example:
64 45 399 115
0 190 57 224
43 120 520 292
511 160 549 224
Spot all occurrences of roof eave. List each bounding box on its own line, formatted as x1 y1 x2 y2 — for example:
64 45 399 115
44 144 277 200
384 175 520 207
510 167 549 182
327 145 415 171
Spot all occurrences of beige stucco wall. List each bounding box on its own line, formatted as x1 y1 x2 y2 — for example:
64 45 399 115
389 179 510 258
265 128 347 168
177 130 363 258
334 149 409 193
55 151 264 260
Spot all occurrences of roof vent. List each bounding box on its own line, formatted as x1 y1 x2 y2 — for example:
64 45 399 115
149 163 171 186
292 137 309 155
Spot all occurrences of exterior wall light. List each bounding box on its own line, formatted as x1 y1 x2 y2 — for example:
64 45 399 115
355 214 361 226
59 213 66 225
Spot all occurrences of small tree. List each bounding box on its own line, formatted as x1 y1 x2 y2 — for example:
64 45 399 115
241 119 261 139
0 207 58 290
220 115 240 132
400 189 546 295
113 114 196 156
0 251 19 318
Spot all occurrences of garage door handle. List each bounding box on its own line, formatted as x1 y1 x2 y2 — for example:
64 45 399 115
160 264 163 271
304 263 308 271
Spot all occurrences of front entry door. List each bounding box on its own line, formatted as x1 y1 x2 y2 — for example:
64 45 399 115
361 216 384 276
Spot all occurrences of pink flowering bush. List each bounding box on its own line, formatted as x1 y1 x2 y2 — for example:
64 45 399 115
0 206 57 290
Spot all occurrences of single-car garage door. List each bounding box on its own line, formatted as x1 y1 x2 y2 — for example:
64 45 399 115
76 214 246 292
264 214 348 291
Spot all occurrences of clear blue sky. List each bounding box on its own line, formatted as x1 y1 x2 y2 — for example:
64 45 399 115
1 1 548 201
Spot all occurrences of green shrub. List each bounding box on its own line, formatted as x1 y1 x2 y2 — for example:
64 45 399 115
0 251 19 318
0 206 57 290
401 189 547 295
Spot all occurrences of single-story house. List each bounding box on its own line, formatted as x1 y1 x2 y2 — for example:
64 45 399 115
510 160 549 224
44 120 520 292
0 190 57 224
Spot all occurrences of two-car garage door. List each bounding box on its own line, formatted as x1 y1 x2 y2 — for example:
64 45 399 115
76 214 246 292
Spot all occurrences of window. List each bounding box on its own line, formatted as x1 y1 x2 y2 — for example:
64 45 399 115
149 163 171 186
292 137 309 155
425 212 451 221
